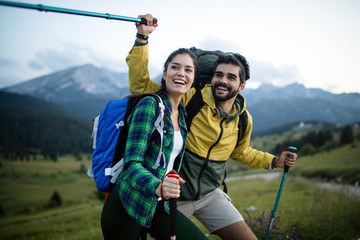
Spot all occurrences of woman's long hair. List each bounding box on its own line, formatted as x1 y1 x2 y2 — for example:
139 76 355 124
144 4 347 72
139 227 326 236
156 48 199 94
126 48 199 99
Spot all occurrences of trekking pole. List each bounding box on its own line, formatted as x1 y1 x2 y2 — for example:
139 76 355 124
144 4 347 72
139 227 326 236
167 170 180 240
0 0 147 24
265 146 297 240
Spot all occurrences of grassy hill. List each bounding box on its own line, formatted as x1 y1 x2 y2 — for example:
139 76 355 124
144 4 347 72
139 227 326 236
0 139 359 239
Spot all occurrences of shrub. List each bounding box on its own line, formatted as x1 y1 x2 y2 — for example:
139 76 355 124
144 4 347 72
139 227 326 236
356 132 360 141
298 143 316 156
319 140 338 152
94 191 106 201
15 207 31 215
245 211 299 239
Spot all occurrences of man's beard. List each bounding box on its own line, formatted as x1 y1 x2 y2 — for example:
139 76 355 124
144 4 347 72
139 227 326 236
211 83 239 102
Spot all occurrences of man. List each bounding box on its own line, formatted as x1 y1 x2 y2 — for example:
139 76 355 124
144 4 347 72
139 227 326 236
127 14 298 240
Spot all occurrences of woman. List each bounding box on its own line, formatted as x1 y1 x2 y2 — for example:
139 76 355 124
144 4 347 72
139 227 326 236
101 19 207 240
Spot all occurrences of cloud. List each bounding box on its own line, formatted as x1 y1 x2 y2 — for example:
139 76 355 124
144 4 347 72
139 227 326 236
0 57 19 66
198 36 241 52
0 57 22 88
28 60 44 70
14 37 303 91
28 41 125 73
0 41 129 88
250 60 302 87
29 42 92 71
198 35 302 88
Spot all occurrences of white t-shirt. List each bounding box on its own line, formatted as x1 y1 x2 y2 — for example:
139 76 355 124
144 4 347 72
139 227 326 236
158 129 183 201
165 129 183 175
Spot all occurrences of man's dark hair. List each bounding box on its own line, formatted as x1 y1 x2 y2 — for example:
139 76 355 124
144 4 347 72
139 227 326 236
214 53 250 84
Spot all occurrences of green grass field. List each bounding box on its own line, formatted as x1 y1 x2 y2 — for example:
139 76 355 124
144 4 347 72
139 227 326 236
1 142 359 239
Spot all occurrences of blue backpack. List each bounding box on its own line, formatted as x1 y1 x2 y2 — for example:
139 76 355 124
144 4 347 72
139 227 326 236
87 94 166 193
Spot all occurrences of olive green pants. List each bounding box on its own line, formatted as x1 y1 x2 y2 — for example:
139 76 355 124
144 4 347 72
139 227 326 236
101 187 207 240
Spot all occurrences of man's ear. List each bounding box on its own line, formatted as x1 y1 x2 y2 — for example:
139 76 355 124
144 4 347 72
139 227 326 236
238 82 245 93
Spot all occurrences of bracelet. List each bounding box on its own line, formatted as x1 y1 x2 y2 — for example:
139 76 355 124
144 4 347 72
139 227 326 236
270 156 277 169
136 33 149 40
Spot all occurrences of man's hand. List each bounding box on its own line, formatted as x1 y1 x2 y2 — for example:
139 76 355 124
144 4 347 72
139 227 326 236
275 151 298 168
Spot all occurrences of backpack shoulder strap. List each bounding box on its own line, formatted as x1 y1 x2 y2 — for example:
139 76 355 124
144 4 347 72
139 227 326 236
236 110 248 146
185 87 204 130
223 109 248 194
111 94 165 169
150 94 166 169
151 94 166 135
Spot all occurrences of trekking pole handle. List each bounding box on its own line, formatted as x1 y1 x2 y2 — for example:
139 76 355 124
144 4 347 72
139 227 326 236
139 18 147 24
284 146 297 173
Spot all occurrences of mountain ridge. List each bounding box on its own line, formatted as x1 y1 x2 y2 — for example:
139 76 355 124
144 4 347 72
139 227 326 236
3 64 360 132
3 64 129 104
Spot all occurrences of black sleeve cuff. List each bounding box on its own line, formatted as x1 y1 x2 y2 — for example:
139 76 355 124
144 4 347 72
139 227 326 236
134 40 148 46
270 156 277 170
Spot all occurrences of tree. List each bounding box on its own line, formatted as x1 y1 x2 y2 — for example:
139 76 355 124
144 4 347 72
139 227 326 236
302 131 317 146
79 163 86 174
47 191 62 208
340 125 354 144
0 205 5 217
299 143 316 156
317 130 333 147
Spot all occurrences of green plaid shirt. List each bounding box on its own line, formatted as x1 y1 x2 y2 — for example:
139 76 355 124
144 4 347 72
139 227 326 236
116 92 188 227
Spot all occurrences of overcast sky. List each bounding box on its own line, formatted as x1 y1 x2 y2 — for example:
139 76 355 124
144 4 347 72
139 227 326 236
1 0 359 93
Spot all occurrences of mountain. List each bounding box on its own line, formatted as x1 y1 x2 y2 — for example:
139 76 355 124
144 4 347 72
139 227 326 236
3 64 130 119
242 83 360 133
3 65 360 134
243 83 360 106
4 64 129 103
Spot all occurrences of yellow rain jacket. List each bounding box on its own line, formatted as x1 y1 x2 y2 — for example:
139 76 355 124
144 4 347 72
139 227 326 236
126 44 274 200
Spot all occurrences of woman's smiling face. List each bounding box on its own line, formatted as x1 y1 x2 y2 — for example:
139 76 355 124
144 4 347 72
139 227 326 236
163 53 195 97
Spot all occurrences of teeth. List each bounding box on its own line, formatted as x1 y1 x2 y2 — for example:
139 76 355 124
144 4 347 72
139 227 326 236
218 86 227 91
174 80 185 85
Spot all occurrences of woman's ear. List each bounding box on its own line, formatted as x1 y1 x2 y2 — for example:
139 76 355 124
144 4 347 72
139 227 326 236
162 69 166 80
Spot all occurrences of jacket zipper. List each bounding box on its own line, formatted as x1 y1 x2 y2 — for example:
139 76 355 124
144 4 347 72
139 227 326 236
195 118 225 199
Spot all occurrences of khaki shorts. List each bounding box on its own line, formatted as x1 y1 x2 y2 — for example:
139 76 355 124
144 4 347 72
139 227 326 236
177 188 244 233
